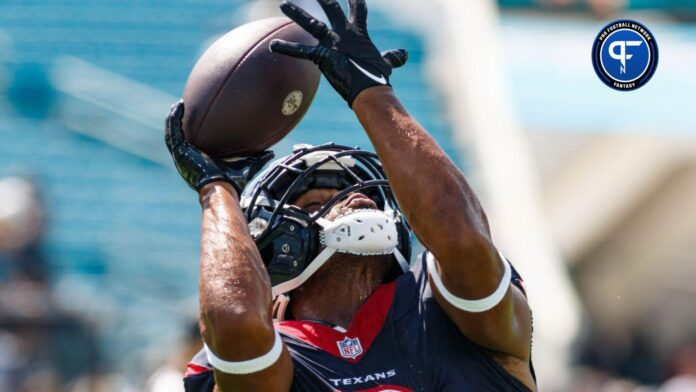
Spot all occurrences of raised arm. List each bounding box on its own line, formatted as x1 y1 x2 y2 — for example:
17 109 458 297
352 88 533 362
198 182 293 391
268 0 533 376
165 102 293 391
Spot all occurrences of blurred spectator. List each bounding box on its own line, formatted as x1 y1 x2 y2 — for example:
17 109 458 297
0 174 97 390
145 321 203 392
0 175 45 259
660 342 696 392
0 331 21 391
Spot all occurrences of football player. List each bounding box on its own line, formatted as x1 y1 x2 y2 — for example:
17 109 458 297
165 0 536 390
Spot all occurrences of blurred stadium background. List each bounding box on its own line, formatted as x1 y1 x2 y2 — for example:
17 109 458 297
1 0 695 391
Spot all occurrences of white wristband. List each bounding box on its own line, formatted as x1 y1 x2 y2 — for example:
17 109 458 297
426 251 511 313
204 329 283 375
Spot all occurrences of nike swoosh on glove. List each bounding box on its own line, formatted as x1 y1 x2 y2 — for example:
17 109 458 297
165 100 274 194
269 0 408 107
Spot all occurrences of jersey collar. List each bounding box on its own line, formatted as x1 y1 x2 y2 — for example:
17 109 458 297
275 280 396 363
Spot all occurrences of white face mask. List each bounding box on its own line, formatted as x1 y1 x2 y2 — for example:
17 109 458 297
271 209 409 298
317 209 399 256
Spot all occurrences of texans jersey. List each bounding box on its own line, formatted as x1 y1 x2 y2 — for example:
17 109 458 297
184 252 534 391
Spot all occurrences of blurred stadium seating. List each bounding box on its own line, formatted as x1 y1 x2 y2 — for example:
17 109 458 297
0 0 454 387
2 0 696 391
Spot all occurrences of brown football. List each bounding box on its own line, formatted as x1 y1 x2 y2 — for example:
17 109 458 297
182 17 320 157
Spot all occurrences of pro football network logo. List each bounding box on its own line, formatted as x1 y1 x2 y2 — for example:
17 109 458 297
591 20 658 91
337 336 363 359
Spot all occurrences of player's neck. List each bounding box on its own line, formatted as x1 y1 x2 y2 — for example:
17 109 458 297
289 253 393 330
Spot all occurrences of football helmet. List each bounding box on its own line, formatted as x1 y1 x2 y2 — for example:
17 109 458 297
240 143 411 298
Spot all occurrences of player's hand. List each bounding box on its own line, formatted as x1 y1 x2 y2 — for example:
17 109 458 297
217 150 275 195
269 0 408 107
165 100 274 195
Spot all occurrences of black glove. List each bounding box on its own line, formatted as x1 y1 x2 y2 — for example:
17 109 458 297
165 100 274 195
269 0 408 107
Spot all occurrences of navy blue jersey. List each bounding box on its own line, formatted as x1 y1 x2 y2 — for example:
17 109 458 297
184 252 533 391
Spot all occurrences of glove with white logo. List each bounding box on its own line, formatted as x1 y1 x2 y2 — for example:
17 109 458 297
165 100 274 194
269 0 408 107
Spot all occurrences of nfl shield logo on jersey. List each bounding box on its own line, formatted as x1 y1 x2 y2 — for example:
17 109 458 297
337 336 363 359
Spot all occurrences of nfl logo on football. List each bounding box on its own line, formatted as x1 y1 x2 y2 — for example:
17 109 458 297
337 337 363 359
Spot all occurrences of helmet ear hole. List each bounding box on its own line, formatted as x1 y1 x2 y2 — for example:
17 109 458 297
260 221 314 286
241 143 413 292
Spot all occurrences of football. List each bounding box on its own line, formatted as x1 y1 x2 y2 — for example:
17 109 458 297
182 17 320 157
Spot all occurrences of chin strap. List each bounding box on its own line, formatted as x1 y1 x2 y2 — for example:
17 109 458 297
272 294 291 321
426 250 512 313
393 248 410 273
272 246 336 298
271 209 408 299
